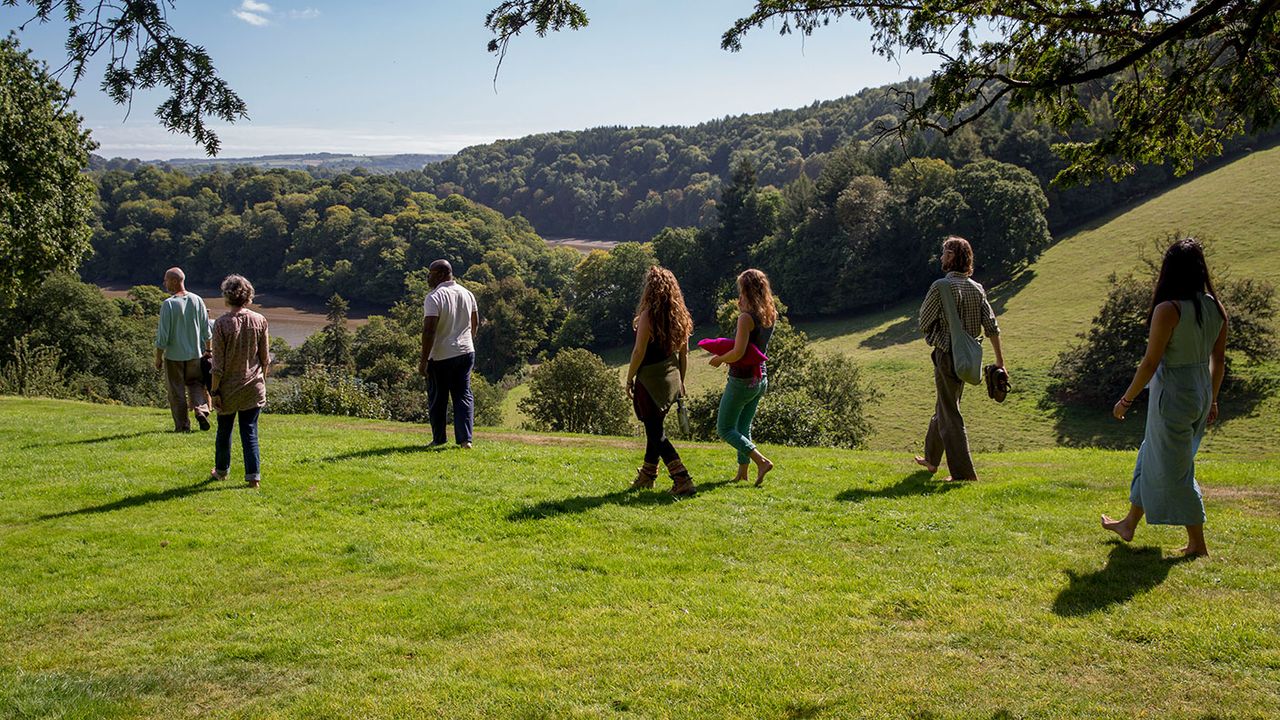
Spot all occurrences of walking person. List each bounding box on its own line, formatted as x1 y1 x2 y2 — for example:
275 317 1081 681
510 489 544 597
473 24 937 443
626 266 695 496
1103 238 1228 557
208 275 270 488
708 269 775 487
418 259 480 448
154 267 213 432
915 236 1006 482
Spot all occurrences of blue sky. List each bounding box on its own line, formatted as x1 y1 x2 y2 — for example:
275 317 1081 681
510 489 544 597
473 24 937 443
2 1 938 159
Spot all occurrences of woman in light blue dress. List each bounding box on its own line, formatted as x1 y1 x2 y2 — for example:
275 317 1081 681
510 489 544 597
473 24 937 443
1103 238 1228 557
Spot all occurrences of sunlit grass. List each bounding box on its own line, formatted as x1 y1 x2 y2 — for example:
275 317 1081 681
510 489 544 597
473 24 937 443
2 398 1277 718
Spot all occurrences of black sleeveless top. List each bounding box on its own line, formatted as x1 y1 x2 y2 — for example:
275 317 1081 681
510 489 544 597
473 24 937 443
728 312 774 379
642 338 672 366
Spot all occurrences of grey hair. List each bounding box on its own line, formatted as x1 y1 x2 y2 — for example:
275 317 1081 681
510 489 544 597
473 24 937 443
221 274 255 307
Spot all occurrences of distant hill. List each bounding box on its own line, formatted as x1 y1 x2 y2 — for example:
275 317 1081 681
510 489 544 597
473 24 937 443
89 152 451 175
421 83 1280 242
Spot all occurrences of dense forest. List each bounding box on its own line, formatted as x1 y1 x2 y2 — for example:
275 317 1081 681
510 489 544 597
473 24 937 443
418 82 1280 242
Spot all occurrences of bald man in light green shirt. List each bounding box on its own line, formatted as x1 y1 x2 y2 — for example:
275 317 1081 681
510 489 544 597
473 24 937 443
155 267 212 432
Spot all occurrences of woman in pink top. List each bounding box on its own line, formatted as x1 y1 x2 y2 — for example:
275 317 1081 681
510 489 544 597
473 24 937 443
209 275 270 488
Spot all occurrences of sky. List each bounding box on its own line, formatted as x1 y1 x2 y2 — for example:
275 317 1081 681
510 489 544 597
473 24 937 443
1 1 940 160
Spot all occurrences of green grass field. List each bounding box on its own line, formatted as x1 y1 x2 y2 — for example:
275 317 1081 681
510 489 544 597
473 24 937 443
503 144 1280 459
3 398 1278 718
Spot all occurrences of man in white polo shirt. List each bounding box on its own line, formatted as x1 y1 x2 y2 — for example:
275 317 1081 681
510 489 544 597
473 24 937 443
419 259 480 448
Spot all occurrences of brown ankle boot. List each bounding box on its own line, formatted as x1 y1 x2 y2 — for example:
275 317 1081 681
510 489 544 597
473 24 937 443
631 463 658 490
670 472 695 496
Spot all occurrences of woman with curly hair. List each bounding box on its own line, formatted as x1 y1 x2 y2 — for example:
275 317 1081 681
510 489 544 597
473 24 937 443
1104 238 1228 557
625 266 695 496
708 268 776 486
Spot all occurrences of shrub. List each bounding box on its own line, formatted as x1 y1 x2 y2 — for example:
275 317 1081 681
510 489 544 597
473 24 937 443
269 365 387 419
519 348 632 435
691 294 878 448
0 336 70 398
1049 270 1277 410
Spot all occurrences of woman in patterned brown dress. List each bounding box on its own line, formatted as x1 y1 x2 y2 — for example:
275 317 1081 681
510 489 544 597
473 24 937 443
209 275 270 487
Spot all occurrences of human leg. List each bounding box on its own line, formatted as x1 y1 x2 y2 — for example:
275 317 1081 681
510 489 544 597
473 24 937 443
238 407 261 484
164 359 190 431
426 359 448 445
450 353 475 446
182 359 210 426
717 378 755 462
1180 525 1208 557
931 350 976 480
213 411 235 478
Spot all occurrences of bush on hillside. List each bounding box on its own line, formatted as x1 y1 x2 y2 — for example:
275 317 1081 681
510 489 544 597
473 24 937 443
270 365 388 419
0 274 163 406
519 348 632 435
685 296 879 448
0 336 71 399
1049 268 1277 410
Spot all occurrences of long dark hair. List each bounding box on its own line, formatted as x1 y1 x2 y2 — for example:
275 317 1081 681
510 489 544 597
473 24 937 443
1149 237 1217 326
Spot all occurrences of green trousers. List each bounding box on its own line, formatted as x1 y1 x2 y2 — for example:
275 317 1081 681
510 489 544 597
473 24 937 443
717 376 768 464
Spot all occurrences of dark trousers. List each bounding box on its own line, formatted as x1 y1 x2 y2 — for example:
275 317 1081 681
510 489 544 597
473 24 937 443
923 349 977 479
427 352 475 445
633 382 679 466
165 358 209 431
215 407 261 477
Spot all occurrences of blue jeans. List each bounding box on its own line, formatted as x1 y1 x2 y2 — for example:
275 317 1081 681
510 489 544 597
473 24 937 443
215 407 261 478
717 376 767 464
427 352 474 445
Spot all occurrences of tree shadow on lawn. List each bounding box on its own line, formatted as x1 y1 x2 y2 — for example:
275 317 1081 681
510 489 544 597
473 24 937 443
508 479 735 521
835 470 963 503
24 430 168 449
38 476 246 520
1052 541 1196 616
316 444 452 463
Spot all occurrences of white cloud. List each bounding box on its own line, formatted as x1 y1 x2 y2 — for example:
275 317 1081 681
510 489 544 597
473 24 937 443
233 2 318 26
232 8 270 26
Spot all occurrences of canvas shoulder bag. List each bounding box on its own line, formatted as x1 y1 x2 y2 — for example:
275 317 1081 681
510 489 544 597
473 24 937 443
935 277 983 385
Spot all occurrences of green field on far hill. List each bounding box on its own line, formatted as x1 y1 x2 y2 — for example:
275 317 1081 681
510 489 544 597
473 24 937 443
1 399 1278 718
503 144 1280 459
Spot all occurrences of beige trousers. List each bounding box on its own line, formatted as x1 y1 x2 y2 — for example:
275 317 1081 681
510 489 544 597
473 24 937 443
165 358 209 431
923 349 977 479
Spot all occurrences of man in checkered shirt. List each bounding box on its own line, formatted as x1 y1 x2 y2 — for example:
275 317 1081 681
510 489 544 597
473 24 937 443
915 236 1007 482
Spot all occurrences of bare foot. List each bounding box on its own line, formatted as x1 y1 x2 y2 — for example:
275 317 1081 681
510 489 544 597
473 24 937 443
1101 514 1135 542
1177 545 1209 558
753 457 774 487
914 456 938 474
732 464 749 483
941 475 976 483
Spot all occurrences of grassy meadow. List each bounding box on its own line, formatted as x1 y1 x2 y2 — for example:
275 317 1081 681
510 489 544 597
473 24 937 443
504 144 1280 459
2 398 1278 718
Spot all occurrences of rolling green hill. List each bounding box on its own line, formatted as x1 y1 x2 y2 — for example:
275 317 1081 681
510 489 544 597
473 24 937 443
2 398 1277 718
501 144 1280 459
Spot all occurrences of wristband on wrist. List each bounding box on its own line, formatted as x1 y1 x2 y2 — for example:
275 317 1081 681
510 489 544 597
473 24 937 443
1118 396 1132 407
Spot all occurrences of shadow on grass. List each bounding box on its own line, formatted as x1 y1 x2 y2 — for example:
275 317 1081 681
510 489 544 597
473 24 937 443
317 444 452 463
987 267 1037 316
38 476 245 520
508 479 735 521
857 314 918 351
24 430 168 449
835 470 962 503
1052 541 1196 616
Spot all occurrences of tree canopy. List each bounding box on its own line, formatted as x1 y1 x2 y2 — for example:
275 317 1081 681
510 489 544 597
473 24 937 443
0 35 97 309
485 0 1280 184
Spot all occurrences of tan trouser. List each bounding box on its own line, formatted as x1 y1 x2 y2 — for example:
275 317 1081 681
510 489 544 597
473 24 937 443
923 349 977 479
165 358 209 431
